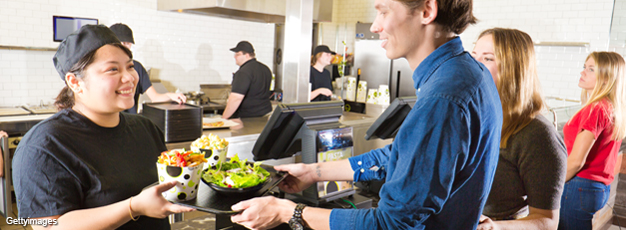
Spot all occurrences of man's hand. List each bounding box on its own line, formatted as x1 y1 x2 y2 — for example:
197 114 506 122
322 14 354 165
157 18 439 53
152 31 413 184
274 163 317 193
477 215 499 230
231 196 295 230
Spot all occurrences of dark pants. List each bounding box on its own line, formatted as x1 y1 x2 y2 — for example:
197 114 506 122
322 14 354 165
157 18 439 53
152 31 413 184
558 176 610 230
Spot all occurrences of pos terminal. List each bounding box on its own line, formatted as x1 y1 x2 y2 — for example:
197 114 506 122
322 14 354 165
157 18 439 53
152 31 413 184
252 101 356 204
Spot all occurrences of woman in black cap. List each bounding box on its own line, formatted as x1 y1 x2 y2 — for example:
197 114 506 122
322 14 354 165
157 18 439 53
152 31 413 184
309 45 335 101
12 25 193 229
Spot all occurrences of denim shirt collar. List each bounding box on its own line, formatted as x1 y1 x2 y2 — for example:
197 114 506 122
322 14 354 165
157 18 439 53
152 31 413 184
412 37 465 90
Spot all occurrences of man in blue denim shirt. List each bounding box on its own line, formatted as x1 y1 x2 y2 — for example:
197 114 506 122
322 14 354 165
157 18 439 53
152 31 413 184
229 0 503 229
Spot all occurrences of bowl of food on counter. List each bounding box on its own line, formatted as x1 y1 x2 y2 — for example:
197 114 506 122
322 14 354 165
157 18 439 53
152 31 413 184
201 154 271 195
156 149 207 201
190 133 229 168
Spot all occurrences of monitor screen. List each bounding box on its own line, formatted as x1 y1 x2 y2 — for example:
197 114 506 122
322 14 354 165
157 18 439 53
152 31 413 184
252 101 344 161
364 96 417 140
53 16 98 42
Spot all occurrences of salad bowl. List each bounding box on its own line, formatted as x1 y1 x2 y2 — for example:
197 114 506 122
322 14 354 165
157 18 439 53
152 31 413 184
201 154 273 196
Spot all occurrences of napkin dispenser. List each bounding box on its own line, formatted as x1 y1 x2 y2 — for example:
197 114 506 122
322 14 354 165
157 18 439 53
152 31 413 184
141 102 203 143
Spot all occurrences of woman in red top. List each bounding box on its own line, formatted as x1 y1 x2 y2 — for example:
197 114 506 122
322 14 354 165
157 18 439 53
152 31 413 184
559 51 626 230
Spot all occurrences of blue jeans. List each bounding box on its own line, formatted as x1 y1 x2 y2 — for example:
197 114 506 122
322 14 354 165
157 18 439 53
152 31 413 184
558 176 610 230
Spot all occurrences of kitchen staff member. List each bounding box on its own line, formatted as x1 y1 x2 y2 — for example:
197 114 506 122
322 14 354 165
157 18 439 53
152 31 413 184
310 45 335 101
222 41 272 119
229 0 503 229
12 25 194 230
559 52 626 230
473 28 566 230
109 23 186 114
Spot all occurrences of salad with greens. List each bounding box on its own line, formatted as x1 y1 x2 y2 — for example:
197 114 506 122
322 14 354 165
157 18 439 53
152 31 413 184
202 154 270 189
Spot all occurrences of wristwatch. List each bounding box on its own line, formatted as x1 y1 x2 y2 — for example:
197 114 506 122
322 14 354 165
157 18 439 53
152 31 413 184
288 203 306 230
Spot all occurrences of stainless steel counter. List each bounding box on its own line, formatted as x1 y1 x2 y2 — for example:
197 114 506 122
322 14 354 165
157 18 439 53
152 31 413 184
165 112 393 166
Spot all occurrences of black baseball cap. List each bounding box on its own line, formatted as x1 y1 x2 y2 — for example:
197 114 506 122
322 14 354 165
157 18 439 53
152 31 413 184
53 24 122 80
109 23 135 44
313 45 336 55
230 41 255 54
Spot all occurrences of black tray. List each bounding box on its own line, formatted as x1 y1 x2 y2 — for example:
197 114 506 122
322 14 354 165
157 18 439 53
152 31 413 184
173 164 288 215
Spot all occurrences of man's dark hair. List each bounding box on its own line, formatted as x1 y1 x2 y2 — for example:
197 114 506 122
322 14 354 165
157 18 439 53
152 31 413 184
397 0 477 34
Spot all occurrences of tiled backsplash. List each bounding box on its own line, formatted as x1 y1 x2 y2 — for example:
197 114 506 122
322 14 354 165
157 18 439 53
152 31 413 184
0 0 275 107
0 0 620 107
320 0 615 104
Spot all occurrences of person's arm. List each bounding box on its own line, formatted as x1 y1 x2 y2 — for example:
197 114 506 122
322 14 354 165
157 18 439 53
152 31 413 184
231 158 363 229
274 159 354 193
29 181 194 230
565 130 596 181
479 208 559 230
231 196 333 230
222 92 245 119
310 88 333 100
144 86 187 104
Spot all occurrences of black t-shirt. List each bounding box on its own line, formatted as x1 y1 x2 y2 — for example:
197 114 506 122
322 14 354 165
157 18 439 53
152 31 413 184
12 109 169 229
310 66 333 101
125 60 153 114
231 58 272 118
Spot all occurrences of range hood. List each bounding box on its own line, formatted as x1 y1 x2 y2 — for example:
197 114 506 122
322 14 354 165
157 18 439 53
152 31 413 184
158 0 333 23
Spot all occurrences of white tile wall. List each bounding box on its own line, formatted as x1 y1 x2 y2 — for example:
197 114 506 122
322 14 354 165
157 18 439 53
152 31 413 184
1 0 621 107
320 0 616 101
0 0 275 107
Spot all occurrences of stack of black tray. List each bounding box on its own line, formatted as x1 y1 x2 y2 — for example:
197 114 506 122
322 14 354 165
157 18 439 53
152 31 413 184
141 102 203 143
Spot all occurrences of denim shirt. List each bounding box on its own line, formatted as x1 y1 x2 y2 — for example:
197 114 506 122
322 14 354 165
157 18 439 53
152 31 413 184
329 37 503 229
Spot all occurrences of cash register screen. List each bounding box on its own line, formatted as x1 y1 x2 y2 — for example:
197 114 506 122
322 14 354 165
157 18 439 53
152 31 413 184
365 96 417 140
252 101 344 161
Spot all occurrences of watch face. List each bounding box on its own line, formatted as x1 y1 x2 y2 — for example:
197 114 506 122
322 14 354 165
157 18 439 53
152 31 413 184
289 218 304 230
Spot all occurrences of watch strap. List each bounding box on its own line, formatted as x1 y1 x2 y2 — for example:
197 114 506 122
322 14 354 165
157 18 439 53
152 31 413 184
293 203 306 219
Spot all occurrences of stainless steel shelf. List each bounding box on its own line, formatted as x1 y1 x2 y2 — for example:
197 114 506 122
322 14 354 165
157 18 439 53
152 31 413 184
0 45 57 52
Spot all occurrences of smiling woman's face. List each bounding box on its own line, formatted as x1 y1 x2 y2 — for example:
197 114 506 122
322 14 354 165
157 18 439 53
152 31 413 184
76 44 138 114
472 34 499 84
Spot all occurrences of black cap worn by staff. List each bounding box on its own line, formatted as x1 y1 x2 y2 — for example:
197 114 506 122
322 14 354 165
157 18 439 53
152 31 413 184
109 23 135 44
53 25 122 80
313 45 336 55
230 41 255 54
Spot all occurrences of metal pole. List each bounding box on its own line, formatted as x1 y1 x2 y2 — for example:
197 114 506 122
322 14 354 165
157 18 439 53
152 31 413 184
281 0 314 103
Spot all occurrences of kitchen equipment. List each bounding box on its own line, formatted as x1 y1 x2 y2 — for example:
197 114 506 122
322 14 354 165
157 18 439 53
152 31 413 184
141 102 203 143
22 105 57 114
200 84 231 105
184 91 206 106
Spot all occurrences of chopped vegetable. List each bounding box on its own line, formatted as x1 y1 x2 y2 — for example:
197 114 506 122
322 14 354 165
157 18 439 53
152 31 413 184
191 134 229 150
202 154 270 188
158 149 207 167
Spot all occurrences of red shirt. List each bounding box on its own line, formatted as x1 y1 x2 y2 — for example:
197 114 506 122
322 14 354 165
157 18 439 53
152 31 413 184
563 99 622 185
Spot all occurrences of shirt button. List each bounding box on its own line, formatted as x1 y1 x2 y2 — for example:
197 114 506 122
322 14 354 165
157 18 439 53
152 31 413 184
360 169 365 173
357 161 362 165
417 88 421 92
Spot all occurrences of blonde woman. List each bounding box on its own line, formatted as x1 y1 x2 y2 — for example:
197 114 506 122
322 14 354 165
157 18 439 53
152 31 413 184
472 28 567 230
558 52 626 230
